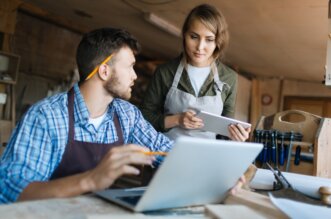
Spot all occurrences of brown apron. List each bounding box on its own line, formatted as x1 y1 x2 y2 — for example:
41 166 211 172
51 88 124 179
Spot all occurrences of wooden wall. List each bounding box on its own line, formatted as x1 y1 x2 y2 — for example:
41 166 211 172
13 11 81 120
251 78 331 125
235 74 251 122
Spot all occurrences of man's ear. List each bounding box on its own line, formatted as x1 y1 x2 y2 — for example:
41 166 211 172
98 64 111 81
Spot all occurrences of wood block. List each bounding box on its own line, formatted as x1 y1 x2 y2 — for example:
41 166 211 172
224 190 288 219
205 204 265 219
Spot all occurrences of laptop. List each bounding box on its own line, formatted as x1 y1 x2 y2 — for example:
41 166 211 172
94 136 262 212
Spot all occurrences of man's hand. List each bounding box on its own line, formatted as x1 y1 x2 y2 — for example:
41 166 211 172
86 144 155 191
18 144 155 201
178 110 204 129
229 164 257 195
228 124 251 142
230 176 246 195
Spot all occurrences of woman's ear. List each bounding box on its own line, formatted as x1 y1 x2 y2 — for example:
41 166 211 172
98 64 111 81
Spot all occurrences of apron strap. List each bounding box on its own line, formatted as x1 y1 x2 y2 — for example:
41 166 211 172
212 62 230 92
171 58 185 88
68 88 75 145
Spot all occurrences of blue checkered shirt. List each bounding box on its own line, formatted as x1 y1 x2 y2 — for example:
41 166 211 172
0 84 173 203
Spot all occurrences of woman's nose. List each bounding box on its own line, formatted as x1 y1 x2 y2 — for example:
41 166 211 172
197 40 205 50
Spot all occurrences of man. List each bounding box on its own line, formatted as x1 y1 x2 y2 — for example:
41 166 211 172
0 28 172 203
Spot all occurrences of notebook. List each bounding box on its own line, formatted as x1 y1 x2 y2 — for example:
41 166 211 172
94 136 262 212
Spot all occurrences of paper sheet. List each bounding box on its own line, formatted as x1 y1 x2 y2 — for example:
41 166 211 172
269 194 331 219
250 168 331 198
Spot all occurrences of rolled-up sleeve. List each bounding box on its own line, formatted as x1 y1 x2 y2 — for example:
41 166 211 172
0 107 54 203
130 106 173 165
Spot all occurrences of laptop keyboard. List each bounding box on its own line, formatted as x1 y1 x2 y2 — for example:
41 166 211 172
118 195 142 205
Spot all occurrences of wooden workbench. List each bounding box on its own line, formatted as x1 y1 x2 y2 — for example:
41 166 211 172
0 190 288 219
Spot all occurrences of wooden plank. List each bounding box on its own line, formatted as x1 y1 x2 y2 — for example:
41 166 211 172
19 2 87 34
314 118 331 178
0 0 21 34
224 190 288 219
205 204 266 219
278 78 284 111
250 79 261 130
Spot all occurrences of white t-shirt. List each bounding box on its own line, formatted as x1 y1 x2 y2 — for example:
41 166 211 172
187 64 211 96
89 111 107 130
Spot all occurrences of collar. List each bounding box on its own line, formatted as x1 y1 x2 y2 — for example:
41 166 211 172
72 84 116 126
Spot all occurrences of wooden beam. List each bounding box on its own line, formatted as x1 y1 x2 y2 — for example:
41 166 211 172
19 2 88 35
0 0 21 34
1 33 11 52
250 78 261 128
278 78 284 111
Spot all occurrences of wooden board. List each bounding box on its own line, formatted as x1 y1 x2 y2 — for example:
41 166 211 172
224 190 288 219
314 118 331 178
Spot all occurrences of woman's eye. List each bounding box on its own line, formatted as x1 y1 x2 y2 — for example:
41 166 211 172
190 35 198 39
207 38 215 42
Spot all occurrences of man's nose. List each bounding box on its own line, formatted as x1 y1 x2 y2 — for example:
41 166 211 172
132 70 137 80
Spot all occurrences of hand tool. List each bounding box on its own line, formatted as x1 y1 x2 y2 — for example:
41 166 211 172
285 131 294 172
270 130 277 167
266 162 323 206
294 146 301 166
262 130 269 166
278 132 285 166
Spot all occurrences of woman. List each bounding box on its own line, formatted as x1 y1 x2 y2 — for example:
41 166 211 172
141 4 250 141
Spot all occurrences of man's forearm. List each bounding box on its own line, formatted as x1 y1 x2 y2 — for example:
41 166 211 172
18 170 94 201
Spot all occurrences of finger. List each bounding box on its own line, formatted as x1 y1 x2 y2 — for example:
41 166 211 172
190 116 203 123
110 145 151 158
237 124 251 139
111 164 142 180
185 120 204 129
236 124 246 135
230 180 244 195
228 125 241 141
192 121 204 128
105 148 154 169
246 126 251 133
186 110 197 116
112 152 154 170
240 175 246 184
236 125 250 139
229 125 245 142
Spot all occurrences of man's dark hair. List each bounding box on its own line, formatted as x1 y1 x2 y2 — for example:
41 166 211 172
76 27 141 82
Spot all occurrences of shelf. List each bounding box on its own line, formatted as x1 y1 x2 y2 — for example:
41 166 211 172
0 51 20 84
0 79 15 84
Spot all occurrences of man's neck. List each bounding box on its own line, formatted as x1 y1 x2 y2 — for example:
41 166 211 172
79 82 113 118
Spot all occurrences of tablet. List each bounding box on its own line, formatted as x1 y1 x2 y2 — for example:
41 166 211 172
195 110 251 137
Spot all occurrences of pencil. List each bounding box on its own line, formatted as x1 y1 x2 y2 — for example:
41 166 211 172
142 151 168 156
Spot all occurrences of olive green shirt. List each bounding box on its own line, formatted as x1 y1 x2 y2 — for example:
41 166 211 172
140 56 238 132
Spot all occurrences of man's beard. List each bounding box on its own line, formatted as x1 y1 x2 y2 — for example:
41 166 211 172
104 73 131 100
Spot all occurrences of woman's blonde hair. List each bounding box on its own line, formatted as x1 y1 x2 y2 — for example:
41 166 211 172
182 4 229 62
